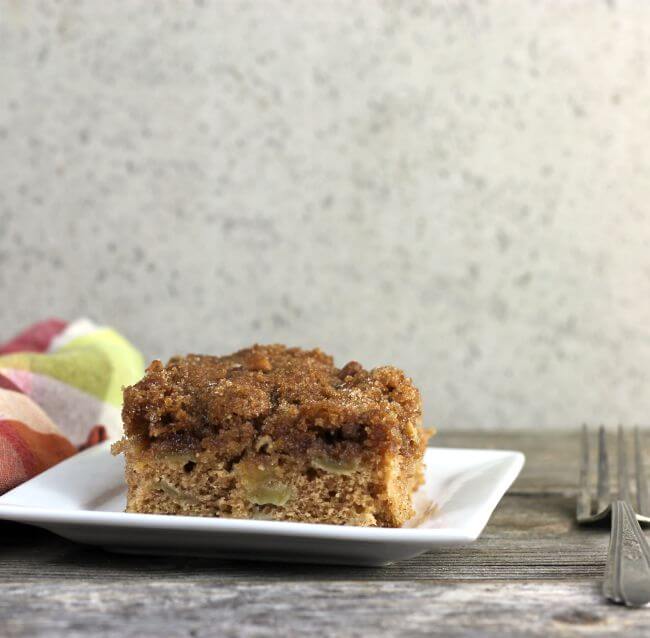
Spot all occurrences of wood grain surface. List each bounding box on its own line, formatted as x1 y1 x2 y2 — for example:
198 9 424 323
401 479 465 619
2 430 649 637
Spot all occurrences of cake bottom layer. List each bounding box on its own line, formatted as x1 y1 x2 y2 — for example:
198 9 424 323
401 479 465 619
118 443 422 527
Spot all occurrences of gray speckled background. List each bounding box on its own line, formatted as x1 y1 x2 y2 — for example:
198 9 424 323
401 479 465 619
1 0 650 430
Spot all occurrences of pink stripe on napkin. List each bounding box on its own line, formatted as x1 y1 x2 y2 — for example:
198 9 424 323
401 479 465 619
0 318 67 355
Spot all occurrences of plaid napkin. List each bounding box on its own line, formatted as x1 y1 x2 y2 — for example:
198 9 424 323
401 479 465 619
0 318 143 494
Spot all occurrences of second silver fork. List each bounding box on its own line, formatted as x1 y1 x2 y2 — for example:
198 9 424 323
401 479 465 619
578 426 650 607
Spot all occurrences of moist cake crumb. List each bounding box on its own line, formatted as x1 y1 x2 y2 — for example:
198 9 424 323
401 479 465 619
112 344 430 527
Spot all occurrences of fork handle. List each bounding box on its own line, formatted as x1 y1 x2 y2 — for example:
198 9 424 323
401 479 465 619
603 500 650 606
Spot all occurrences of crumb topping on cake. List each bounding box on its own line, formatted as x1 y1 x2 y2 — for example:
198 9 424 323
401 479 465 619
122 344 423 462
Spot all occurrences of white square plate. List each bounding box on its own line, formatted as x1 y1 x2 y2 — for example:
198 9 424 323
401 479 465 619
0 442 524 566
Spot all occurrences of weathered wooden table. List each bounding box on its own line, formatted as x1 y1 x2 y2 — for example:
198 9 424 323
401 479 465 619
1 431 648 637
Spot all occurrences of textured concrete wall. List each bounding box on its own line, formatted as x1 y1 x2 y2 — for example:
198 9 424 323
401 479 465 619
1 1 649 430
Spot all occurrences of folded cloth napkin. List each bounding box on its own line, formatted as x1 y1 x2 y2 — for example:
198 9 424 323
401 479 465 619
0 318 143 494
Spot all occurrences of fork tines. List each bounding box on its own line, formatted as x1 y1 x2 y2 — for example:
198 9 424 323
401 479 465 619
636 428 650 516
578 425 649 522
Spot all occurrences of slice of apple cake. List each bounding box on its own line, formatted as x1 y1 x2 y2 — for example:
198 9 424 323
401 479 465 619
112 344 429 527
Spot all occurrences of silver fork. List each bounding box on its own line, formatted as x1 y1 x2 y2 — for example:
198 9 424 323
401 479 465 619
578 425 650 606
